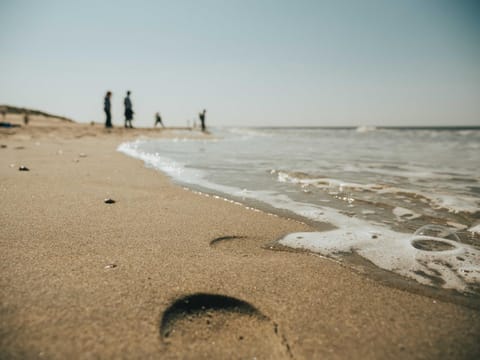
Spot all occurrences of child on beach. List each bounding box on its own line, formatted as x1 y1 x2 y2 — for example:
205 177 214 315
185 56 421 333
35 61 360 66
199 109 206 132
154 112 164 128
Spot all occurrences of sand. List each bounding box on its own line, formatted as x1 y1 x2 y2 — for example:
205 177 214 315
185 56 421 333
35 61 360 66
1 113 479 359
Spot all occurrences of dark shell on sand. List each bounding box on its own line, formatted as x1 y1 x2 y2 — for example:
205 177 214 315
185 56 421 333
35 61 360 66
104 198 116 204
19 166 29 171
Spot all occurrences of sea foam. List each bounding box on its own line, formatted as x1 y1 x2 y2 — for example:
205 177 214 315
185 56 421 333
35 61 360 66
279 226 480 294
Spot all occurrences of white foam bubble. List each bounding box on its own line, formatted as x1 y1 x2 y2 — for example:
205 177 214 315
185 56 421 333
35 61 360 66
469 224 480 234
447 221 468 230
277 171 374 192
280 228 480 294
118 140 206 185
392 207 421 221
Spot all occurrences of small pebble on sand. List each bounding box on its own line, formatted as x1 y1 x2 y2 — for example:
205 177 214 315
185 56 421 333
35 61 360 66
104 198 115 204
19 166 29 171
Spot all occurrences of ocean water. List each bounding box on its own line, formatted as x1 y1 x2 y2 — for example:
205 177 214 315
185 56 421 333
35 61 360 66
119 127 480 296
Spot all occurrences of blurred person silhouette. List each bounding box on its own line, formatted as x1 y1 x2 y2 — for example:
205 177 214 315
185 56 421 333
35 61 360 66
199 109 206 132
124 91 134 128
154 112 164 128
23 111 29 125
104 91 112 128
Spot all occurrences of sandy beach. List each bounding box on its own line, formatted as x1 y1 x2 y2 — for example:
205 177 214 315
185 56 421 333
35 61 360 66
1 113 479 359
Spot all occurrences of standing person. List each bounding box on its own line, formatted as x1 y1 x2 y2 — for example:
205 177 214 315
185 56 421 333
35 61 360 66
104 91 112 128
199 109 206 132
154 112 164 128
124 91 134 128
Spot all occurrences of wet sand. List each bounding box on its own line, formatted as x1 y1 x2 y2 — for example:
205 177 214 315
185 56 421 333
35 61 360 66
1 114 479 359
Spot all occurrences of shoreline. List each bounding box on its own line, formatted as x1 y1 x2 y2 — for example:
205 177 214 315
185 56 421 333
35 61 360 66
1 117 480 359
119 135 480 310
134 167 480 311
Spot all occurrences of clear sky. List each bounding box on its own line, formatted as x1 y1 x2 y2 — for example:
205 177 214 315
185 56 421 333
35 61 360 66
1 0 479 127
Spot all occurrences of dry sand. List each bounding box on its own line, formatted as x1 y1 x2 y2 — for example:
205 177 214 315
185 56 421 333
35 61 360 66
1 114 479 359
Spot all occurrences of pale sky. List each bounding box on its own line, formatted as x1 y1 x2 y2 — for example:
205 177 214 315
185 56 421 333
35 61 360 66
1 0 479 127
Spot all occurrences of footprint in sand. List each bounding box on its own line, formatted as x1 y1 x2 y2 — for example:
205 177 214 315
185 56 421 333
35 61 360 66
209 235 264 256
160 293 293 359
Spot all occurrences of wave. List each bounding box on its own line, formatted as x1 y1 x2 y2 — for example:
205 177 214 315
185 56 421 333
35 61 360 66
356 126 377 133
227 127 274 138
275 170 480 214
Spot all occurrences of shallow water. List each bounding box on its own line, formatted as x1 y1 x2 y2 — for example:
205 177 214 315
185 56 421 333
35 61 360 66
119 127 480 296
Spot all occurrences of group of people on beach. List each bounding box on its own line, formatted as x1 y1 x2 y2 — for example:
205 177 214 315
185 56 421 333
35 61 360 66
103 90 136 129
103 91 207 131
